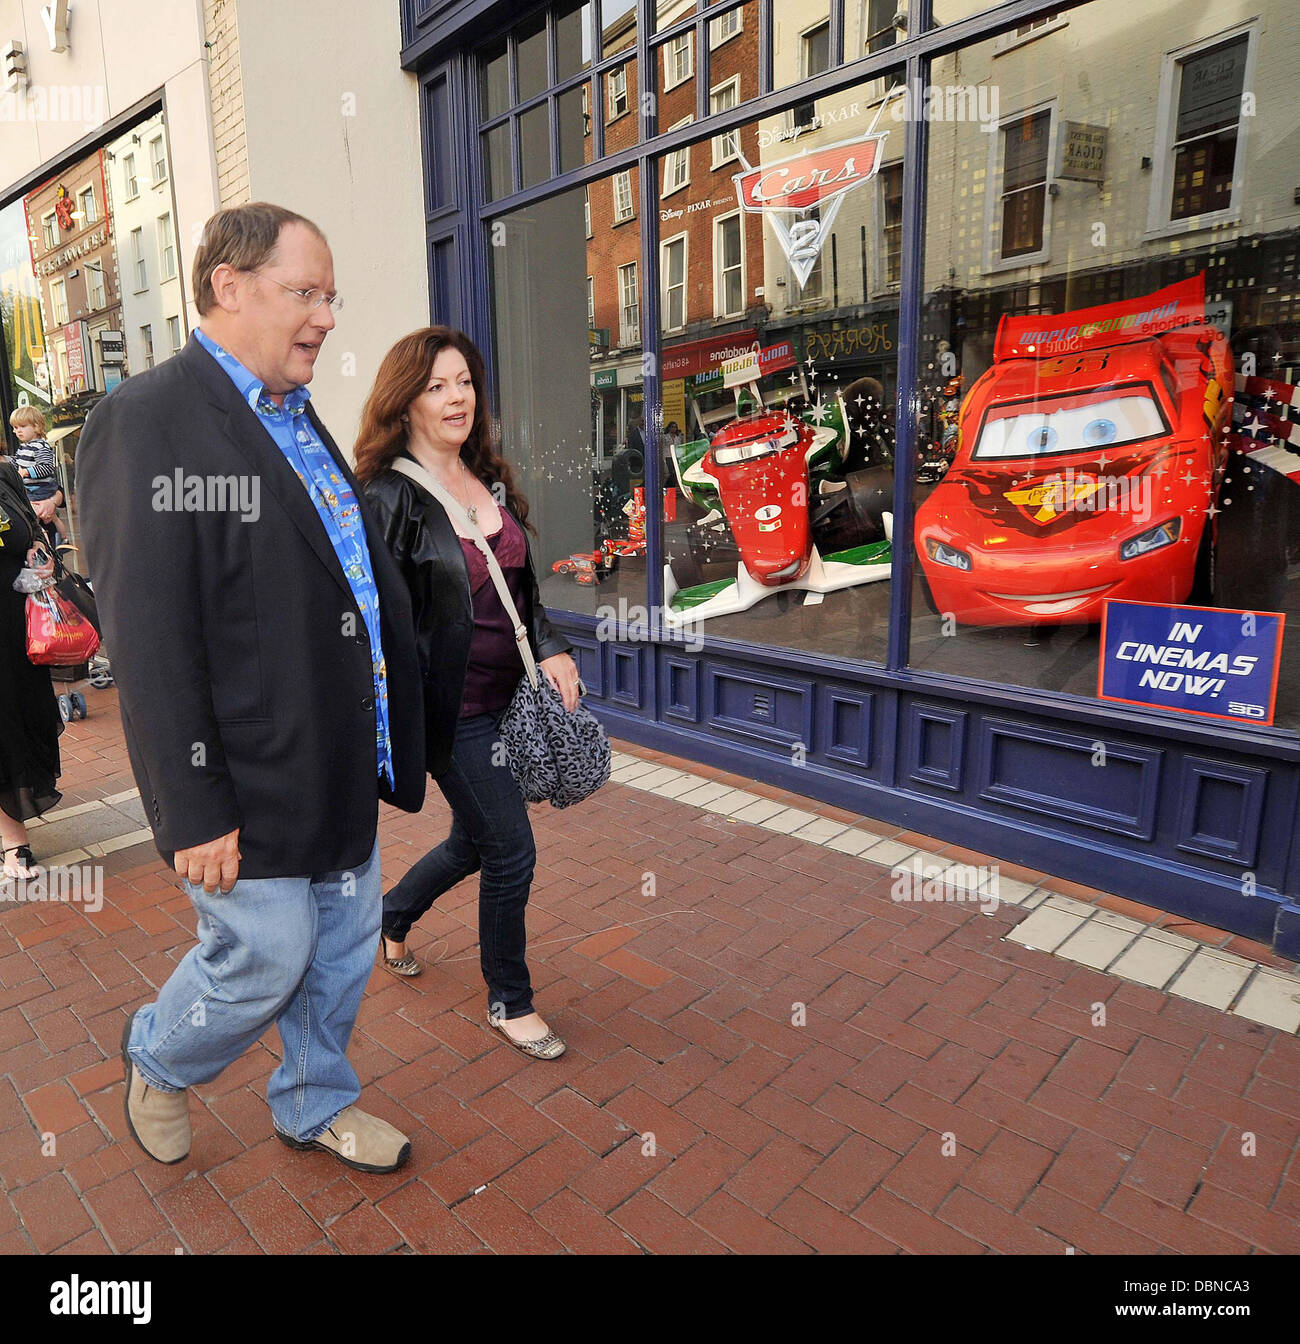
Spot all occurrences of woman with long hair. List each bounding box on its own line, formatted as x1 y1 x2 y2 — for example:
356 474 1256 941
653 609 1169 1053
0 449 63 879
356 327 579 1060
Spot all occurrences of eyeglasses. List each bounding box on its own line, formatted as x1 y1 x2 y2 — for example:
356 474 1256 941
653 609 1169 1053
251 271 344 312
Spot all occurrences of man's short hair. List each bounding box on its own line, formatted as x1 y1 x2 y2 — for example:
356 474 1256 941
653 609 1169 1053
9 405 46 432
192 203 327 316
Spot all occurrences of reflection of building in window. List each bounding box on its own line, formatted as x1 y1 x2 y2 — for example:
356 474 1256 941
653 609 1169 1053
793 19 831 128
608 64 629 118
709 7 741 48
42 211 56 249
78 185 97 224
618 261 639 344
140 323 154 369
664 32 692 90
613 169 635 221
715 212 744 317
587 276 595 327
999 109 1051 259
168 314 182 356
710 78 740 166
662 233 687 331
123 152 138 198
663 118 692 194
1169 33 1248 221
882 163 902 287
51 277 68 324
584 185 592 237
1016 11 1060 36
131 227 146 289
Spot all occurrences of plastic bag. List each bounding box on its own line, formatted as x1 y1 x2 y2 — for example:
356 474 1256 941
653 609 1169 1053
12 566 55 594
25 586 100 666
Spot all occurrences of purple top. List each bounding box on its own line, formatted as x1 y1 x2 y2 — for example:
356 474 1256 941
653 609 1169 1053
459 508 529 718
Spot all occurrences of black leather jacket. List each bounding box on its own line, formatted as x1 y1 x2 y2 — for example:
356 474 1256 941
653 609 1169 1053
362 456 572 777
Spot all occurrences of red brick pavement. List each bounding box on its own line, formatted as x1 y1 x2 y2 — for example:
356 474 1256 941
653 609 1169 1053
2 687 1299 1254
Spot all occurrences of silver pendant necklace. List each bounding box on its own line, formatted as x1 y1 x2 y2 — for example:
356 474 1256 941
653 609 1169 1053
460 458 478 525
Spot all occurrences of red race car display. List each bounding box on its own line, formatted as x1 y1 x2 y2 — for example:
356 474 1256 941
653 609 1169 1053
914 275 1233 626
703 412 816 586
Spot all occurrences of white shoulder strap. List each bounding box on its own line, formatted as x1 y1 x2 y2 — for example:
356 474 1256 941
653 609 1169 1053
390 456 539 689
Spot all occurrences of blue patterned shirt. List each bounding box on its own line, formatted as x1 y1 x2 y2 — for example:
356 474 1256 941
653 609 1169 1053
194 327 394 787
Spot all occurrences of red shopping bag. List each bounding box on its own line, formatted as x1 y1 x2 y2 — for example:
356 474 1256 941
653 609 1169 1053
25 585 100 666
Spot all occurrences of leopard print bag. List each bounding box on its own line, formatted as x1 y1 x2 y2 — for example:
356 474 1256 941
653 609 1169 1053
391 459 610 808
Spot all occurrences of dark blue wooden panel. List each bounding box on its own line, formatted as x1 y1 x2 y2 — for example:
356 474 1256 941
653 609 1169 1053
704 662 814 752
902 702 967 791
1176 756 1269 868
565 630 605 699
818 685 874 769
608 642 648 709
978 718 1161 841
660 651 700 724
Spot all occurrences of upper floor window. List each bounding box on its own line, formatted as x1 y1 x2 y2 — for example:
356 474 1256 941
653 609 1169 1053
613 169 635 221
608 63 629 119
997 108 1052 261
664 32 693 91
78 185 97 226
1167 32 1250 222
123 152 138 199
150 135 167 185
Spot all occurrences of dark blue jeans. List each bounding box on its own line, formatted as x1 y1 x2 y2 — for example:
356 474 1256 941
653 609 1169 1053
381 712 536 1019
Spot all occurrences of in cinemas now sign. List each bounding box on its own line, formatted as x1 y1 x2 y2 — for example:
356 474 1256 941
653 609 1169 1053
1098 599 1285 724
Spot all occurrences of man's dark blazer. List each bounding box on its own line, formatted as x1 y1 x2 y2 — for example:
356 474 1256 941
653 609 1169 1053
76 333 426 879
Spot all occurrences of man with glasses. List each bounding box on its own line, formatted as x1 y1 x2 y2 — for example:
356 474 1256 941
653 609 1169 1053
77 203 426 1173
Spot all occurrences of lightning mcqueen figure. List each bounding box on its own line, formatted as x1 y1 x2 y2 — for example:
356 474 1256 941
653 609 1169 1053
914 276 1233 625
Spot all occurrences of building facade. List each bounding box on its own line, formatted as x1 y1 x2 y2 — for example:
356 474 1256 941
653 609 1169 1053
398 0 1300 954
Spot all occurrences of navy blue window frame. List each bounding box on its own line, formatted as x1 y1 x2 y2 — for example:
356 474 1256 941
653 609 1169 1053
401 0 1300 768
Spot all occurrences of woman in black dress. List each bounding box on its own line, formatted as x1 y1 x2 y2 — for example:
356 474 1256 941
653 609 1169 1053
0 454 63 878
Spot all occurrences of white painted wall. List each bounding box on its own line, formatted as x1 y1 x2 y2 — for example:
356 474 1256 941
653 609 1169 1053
236 0 429 451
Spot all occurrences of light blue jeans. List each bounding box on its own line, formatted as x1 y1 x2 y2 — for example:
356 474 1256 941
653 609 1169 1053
124 839 380 1141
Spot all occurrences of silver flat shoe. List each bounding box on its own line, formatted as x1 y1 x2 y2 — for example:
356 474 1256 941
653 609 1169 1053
486 1012 566 1060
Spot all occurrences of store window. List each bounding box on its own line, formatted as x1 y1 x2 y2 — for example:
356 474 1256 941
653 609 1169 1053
489 169 648 620
910 2 1300 732
656 80 898 661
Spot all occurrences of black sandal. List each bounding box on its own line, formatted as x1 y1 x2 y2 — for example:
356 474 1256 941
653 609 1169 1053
379 933 422 978
2 845 38 879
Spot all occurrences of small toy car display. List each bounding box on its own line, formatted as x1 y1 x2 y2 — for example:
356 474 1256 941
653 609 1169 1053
551 550 611 585
914 275 1232 626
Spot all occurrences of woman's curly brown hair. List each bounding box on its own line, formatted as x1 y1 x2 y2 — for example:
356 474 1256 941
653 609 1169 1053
353 326 531 531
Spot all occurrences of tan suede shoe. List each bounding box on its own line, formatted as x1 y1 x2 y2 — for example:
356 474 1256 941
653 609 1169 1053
120 1011 190 1164
274 1105 411 1173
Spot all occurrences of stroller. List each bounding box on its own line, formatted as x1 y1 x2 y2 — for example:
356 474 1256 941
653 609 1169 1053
46 540 112 721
